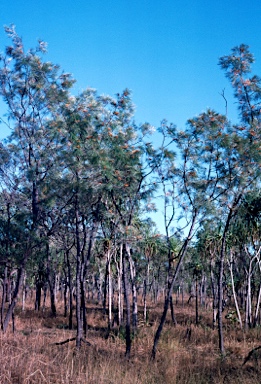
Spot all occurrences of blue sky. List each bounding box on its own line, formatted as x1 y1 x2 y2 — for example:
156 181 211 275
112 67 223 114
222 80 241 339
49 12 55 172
1 1 261 232
1 0 261 135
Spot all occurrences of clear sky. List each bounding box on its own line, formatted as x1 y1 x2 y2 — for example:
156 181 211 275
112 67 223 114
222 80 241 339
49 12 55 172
1 0 261 135
1 1 261 232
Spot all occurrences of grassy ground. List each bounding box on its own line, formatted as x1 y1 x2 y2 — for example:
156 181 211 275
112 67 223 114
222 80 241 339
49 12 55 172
0 296 261 383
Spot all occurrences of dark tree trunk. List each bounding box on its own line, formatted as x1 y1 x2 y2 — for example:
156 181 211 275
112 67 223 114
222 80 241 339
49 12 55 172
218 196 241 357
5 276 11 303
68 272 73 330
152 296 170 359
1 266 8 328
2 265 25 333
123 243 131 358
75 200 83 349
143 257 150 322
49 278 57 317
81 279 87 337
35 281 42 311
46 246 57 317
65 250 73 329
195 277 199 325
63 276 68 318
152 212 197 359
170 295 177 325
103 258 109 314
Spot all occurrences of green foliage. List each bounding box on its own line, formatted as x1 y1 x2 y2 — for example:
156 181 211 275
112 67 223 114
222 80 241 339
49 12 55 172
3 27 261 350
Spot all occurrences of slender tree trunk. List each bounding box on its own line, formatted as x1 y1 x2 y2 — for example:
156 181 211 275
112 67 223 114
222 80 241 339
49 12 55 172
116 245 123 326
81 219 98 337
46 243 56 317
75 259 82 348
217 199 240 357
122 243 131 358
195 277 199 325
108 252 112 330
228 250 243 329
143 260 150 322
167 250 176 325
254 283 261 326
63 274 68 318
22 272 26 311
48 272 57 317
35 280 42 311
254 257 261 326
103 258 108 315
210 263 218 328
152 212 197 359
2 265 25 333
75 199 83 349
200 275 206 307
1 266 8 329
170 295 177 325
6 275 12 303
127 245 138 330
81 278 87 337
66 250 73 330
246 268 253 329
218 235 227 356
244 246 261 328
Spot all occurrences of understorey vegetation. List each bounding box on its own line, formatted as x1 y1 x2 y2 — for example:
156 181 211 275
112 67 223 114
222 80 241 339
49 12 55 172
1 26 261 380
1 295 261 384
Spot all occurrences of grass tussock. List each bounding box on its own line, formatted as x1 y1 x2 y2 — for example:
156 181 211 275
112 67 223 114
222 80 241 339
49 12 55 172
0 297 261 383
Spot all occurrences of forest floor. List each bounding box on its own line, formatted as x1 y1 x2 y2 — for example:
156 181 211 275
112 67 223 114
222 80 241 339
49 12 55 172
0 295 261 383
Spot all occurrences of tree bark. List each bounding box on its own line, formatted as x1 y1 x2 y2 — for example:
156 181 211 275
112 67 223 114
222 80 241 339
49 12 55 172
228 250 243 329
1 266 8 329
127 245 138 330
64 249 73 329
217 198 241 357
254 255 261 326
108 252 112 330
2 265 25 333
152 212 197 359
122 243 131 358
143 260 150 322
75 198 83 349
116 244 123 326
195 277 199 325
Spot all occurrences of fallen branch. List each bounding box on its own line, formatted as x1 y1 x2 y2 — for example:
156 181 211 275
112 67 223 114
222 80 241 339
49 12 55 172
55 337 91 346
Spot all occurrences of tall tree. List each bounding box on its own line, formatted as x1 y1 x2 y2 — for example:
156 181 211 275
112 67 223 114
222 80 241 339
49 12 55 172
0 25 74 331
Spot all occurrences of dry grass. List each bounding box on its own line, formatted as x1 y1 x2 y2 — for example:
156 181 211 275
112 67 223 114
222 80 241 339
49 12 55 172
0 296 261 383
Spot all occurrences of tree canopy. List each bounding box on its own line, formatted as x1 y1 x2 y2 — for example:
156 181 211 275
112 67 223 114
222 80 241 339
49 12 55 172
1 27 261 359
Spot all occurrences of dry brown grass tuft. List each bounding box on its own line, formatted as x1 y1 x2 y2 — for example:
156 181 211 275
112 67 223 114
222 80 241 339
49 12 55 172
0 296 261 383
